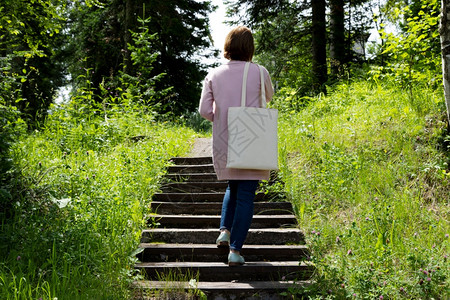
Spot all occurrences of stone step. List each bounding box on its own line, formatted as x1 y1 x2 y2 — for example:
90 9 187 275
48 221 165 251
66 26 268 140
148 214 297 229
133 280 311 299
167 164 215 174
160 182 228 193
165 173 219 182
137 244 310 262
152 192 277 202
171 157 213 165
141 228 305 245
150 201 294 215
136 261 314 281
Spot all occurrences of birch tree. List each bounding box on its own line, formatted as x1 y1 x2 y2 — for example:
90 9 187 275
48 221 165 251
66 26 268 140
440 0 450 124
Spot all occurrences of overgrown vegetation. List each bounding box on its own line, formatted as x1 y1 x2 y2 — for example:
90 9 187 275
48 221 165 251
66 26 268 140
0 13 197 298
274 79 449 298
0 91 196 299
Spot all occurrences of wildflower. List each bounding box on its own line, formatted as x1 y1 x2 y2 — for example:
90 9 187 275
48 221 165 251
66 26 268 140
341 283 345 288
327 289 332 294
75 151 78 155
414 232 418 237
400 287 405 292
336 236 340 243
445 233 449 238
423 269 429 275
353 294 357 297
311 230 316 234
347 249 353 255
16 256 21 261
379 296 384 300
188 279 197 289
365 217 370 221
426 277 431 282
38 162 42 167
86 176 89 180
374 197 378 201
316 231 321 236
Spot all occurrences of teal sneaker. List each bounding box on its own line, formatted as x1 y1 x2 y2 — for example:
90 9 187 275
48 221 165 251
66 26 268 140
228 252 245 266
216 231 230 248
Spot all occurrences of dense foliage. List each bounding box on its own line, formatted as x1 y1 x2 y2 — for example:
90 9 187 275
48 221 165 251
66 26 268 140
67 0 216 116
0 0 66 123
275 80 449 298
0 86 196 299
226 0 373 93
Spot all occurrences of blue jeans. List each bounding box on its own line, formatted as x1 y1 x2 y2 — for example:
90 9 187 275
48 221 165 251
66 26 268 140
219 180 259 251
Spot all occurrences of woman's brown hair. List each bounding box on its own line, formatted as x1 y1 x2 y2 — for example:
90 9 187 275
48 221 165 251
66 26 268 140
223 26 254 62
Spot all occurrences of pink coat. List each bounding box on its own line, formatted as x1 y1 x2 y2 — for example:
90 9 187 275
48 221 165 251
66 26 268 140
199 60 274 180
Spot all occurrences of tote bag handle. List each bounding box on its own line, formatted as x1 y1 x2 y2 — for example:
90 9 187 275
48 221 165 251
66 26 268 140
240 62 266 109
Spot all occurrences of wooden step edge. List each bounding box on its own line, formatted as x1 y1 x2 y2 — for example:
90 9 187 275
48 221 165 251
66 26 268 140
138 243 309 250
150 201 292 205
133 280 312 291
170 157 213 164
135 261 313 268
165 173 218 176
168 164 214 168
149 201 294 215
142 228 303 233
137 243 310 257
152 192 281 201
162 181 227 185
148 214 296 219
136 243 311 262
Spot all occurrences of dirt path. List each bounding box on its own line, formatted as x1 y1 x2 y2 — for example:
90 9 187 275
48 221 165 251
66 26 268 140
187 137 212 157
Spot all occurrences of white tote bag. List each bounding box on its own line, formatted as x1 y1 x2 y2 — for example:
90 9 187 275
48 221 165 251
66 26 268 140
226 62 278 170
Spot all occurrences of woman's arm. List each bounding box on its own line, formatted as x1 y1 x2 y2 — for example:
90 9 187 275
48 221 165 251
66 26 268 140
198 76 214 122
263 67 274 103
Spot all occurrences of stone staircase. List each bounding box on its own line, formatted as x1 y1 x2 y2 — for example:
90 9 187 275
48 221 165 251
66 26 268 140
134 156 314 299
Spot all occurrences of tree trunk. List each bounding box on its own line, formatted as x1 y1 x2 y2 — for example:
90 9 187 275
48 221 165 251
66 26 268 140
311 0 327 93
440 0 450 124
124 0 137 74
330 0 346 79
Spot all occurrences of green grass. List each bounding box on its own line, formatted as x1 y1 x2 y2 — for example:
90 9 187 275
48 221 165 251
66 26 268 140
275 81 449 298
0 99 197 299
1 78 448 299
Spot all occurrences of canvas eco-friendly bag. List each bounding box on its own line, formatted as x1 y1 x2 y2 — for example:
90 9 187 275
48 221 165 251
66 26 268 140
226 62 278 170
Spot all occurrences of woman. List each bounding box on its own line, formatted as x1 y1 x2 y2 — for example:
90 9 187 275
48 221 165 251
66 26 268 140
198 26 274 266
